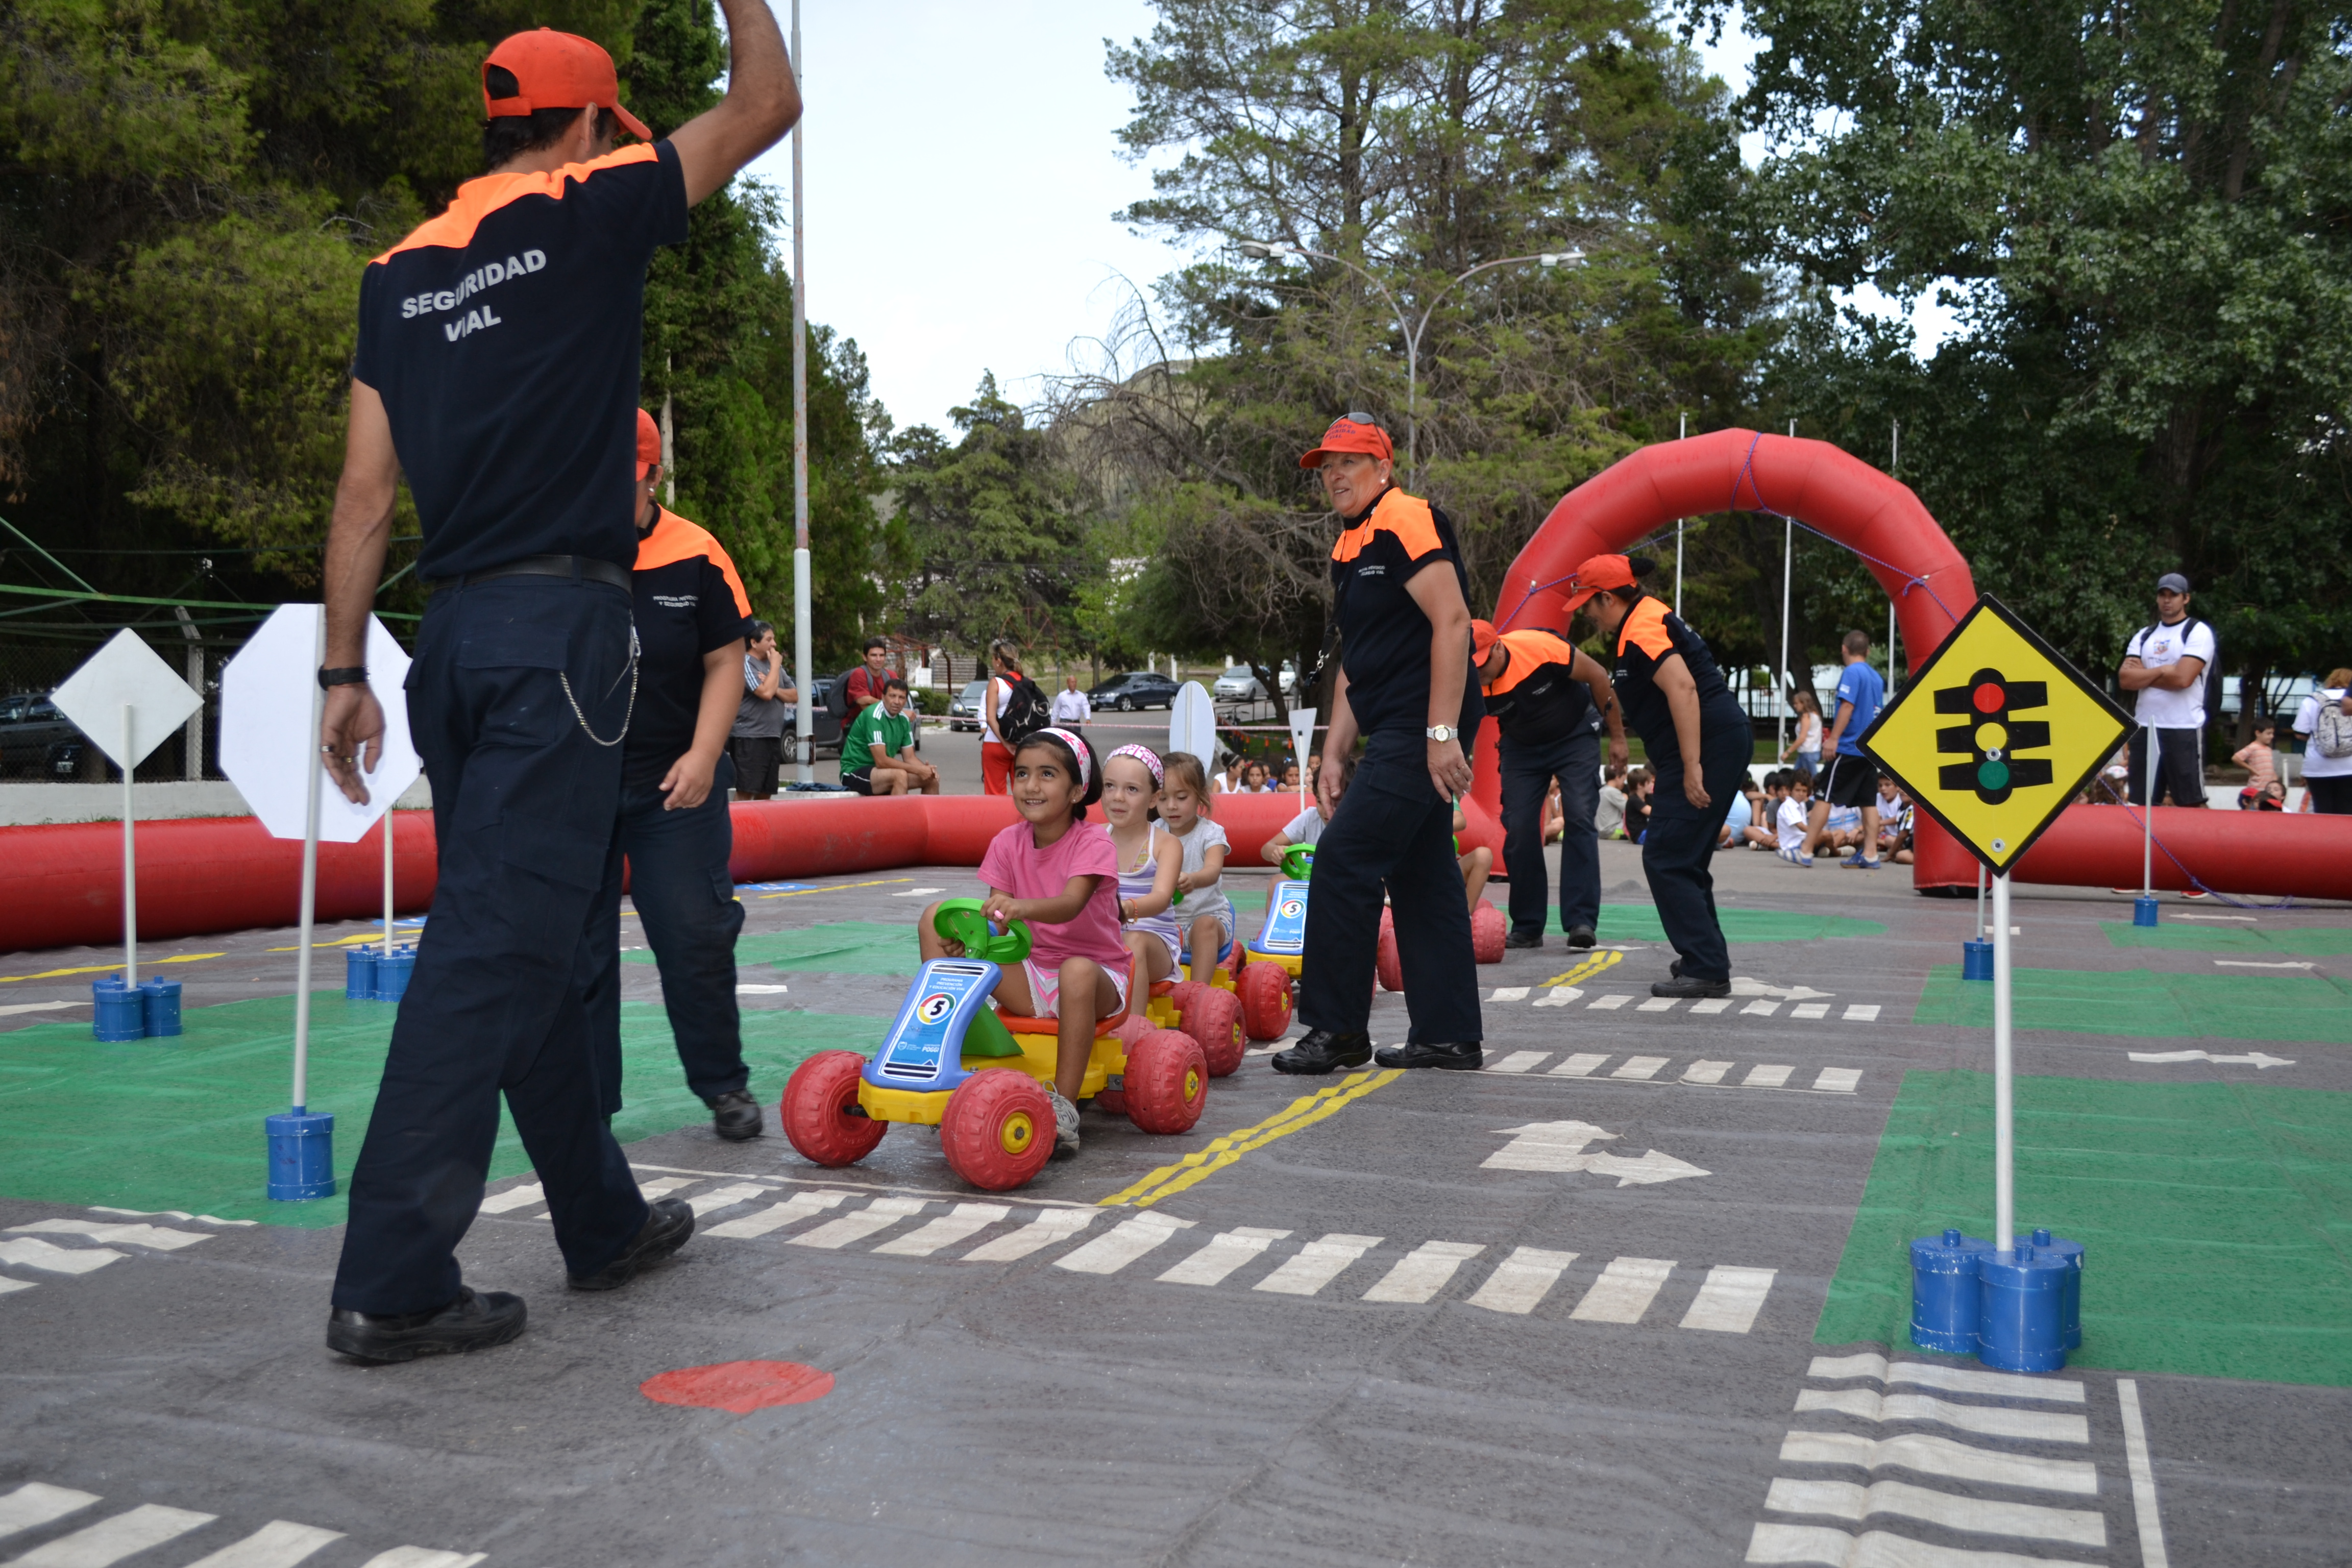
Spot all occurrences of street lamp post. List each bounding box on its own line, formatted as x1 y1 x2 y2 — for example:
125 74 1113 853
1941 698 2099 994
1236 239 1583 481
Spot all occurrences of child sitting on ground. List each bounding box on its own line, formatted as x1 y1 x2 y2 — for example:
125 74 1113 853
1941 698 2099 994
918 727 1126 1158
1595 763 1629 838
1263 754 1353 863
1101 744 1184 991
1622 767 1653 843
1716 777 1756 851
1875 778 1909 859
1454 802 1493 909
1736 771 1784 850
1158 752 1235 982
1776 772 1815 866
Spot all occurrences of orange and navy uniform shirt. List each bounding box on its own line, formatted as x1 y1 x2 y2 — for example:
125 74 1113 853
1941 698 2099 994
1483 628 1601 746
1330 487 1484 741
1610 595 1744 761
626 507 755 787
353 143 690 582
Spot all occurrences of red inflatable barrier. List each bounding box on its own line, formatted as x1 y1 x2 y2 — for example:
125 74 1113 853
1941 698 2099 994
1921 803 2352 901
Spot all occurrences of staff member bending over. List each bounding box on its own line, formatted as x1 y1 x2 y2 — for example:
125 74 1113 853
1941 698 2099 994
1563 555 1749 999
1272 415 1485 1075
313 10 799 1363
578 408 766 1145
1472 619 1627 951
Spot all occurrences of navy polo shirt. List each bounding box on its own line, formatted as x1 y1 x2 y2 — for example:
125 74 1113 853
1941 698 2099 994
627 507 756 789
1330 487 1484 741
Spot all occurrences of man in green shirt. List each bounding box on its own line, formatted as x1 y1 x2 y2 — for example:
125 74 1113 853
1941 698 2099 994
843 676 937 795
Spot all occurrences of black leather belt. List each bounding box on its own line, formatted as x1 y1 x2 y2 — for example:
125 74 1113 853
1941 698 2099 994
427 554 630 593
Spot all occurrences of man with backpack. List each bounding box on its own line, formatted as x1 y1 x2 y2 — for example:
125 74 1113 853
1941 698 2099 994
2292 665 2352 814
2118 573 2216 810
978 638 1047 794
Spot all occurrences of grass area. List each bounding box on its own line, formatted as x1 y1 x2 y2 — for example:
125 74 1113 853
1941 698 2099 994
2099 921 2352 957
1912 963 2352 1044
0 992 874 1227
1542 902 1885 943
1819 1070 2352 1387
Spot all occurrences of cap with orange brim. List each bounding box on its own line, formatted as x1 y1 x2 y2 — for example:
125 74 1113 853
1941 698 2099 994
635 408 661 479
484 29 652 142
1471 619 1500 662
1558 553 1639 617
1298 414 1393 469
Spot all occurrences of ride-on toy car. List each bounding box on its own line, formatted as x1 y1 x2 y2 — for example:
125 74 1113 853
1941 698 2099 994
1225 844 1311 1040
779 900 1208 1191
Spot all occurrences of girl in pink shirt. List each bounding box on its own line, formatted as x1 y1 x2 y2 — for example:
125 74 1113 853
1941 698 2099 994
917 727 1128 1157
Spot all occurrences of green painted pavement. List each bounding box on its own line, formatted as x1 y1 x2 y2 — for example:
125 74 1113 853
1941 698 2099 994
1913 963 2352 1044
0 993 874 1228
1545 903 1886 943
2100 920 2352 956
664 920 919 976
1819 1070 2352 1387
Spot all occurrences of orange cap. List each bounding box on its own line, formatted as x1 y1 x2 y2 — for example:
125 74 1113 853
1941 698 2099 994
635 408 661 479
484 29 652 142
1471 619 1500 661
1559 553 1639 616
1298 414 1394 469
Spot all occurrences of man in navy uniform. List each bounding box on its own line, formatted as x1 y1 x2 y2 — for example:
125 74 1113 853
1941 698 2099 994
312 12 798 1362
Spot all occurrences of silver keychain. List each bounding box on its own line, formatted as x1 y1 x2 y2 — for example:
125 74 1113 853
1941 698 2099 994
560 621 640 747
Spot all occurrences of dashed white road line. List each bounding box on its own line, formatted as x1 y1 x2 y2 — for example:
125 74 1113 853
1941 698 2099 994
1679 1266 1778 1333
1569 1257 1675 1323
787 1195 927 1250
14 1503 216 1567
1610 1056 1668 1080
1253 1233 1380 1295
872 1203 1010 1257
1463 1247 1577 1314
1360 1240 1484 1304
1158 1228 1288 1287
1056 1212 1192 1275
1745 1065 1793 1088
702 1191 845 1239
2118 1379 2170 1568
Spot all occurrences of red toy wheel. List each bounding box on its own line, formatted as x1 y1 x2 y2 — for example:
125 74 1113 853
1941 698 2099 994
1181 985 1247 1076
1471 901 1506 964
1123 1028 1208 1133
1095 1088 1128 1118
1377 925 1404 993
1167 979 1207 1016
939 1069 1055 1191
780 1050 888 1167
1237 960 1293 1042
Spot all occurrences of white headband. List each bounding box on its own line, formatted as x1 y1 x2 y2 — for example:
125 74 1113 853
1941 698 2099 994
1035 726 1091 790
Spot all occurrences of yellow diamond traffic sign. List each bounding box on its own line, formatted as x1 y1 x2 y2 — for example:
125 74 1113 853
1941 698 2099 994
1859 594 2132 874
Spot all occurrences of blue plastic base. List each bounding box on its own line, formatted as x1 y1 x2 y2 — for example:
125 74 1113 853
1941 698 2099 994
372 945 415 1001
91 975 144 1041
139 977 181 1037
2021 1227 2086 1351
1961 939 1995 982
345 946 377 999
346 944 414 1001
1908 1228 1993 1354
266 1109 336 1202
1977 1243 2071 1372
2133 894 2161 927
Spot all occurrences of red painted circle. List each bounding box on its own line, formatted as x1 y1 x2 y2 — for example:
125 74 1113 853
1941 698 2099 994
1972 681 2004 714
640 1360 834 1414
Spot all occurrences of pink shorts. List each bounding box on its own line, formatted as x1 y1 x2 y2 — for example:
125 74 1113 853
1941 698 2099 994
1019 958 1130 1021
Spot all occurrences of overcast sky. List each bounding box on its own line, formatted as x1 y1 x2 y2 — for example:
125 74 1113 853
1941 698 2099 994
738 4 1941 437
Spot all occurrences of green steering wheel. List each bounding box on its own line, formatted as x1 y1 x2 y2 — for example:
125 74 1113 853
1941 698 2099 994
932 898 1032 964
1281 845 1315 880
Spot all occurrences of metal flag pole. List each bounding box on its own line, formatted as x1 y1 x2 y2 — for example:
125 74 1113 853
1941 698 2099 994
1992 869 2014 1249
292 614 326 1115
120 703 138 988
1674 413 1686 618
789 0 814 787
1777 421 1794 756
2142 727 2155 896
1889 420 1900 678
382 805 395 958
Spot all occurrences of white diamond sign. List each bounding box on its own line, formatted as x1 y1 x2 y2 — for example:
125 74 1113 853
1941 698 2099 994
51 629 204 769
220 604 419 842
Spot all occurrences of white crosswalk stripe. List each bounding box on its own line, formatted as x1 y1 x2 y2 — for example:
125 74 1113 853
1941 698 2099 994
1680 1266 1778 1333
787 1196 928 1250
1464 1247 1577 1314
872 1203 1010 1257
8 1220 212 1251
1056 1212 1193 1275
1254 1233 1380 1295
1570 1257 1675 1322
960 1208 1094 1262
1478 1053 1861 1093
702 1191 845 1239
0 1238 127 1276
1793 1387 2090 1445
0 1483 481 1568
1486 1050 1548 1073
181 1520 346 1568
1157 1228 1288 1286
1360 1240 1483 1304
13 1503 216 1566
683 1184 771 1219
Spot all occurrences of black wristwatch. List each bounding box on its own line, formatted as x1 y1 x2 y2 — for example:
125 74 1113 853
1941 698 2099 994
317 666 370 690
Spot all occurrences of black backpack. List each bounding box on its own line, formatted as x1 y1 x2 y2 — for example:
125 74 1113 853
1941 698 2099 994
823 668 859 722
997 671 1049 745
2134 618 2223 723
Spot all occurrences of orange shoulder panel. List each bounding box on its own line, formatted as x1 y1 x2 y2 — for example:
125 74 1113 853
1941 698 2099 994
1369 488 1442 557
1615 597 1674 660
372 144 663 265
1489 629 1579 696
632 508 752 618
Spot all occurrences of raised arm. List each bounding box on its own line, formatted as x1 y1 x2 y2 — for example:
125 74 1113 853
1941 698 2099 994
669 0 801 207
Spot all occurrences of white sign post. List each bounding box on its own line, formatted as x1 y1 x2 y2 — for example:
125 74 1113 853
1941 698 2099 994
1287 706 1317 804
51 630 204 992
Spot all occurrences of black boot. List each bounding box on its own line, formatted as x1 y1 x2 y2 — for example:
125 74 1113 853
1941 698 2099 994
568 1197 695 1291
1651 974 1731 999
1373 1040 1484 1070
1270 1029 1373 1075
707 1089 764 1141
1567 925 1597 949
327 1286 526 1364
1504 929 1542 949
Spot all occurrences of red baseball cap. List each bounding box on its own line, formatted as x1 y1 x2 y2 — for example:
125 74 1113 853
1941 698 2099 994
484 29 652 143
1298 414 1394 469
1471 619 1500 662
635 408 661 479
1559 553 1639 616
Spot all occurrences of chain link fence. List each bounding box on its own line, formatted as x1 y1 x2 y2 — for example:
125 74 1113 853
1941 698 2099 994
0 634 233 783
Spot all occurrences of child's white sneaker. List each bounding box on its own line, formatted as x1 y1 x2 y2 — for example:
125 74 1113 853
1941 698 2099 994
1046 1087 1081 1159
1778 846 1814 868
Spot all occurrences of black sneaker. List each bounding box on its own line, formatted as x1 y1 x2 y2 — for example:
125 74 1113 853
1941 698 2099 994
707 1089 764 1141
1270 1029 1373 1074
1374 1040 1484 1070
326 1286 526 1364
1651 975 1731 999
1504 929 1543 950
1567 925 1596 949
568 1197 695 1291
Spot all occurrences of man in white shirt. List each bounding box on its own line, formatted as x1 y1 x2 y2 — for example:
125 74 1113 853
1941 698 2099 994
1050 675 1091 727
2117 572 2214 807
2291 666 2352 815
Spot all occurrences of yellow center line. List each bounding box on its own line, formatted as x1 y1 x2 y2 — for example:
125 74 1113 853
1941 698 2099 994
266 933 418 952
1 953 224 984
1536 949 1623 990
1097 1068 1404 1209
758 877 914 899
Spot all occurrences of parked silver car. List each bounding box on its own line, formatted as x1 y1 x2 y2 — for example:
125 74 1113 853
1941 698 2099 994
947 678 990 732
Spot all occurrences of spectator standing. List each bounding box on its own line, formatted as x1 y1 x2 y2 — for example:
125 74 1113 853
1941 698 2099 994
1781 691 1823 780
2292 667 2352 814
1803 631 1888 868
980 640 1046 795
842 636 891 718
2117 572 2214 808
731 621 791 799
1050 674 1091 755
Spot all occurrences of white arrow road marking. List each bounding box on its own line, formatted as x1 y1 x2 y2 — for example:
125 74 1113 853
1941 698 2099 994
0 1239 125 1275
1733 978 1834 1000
2130 1049 2295 1069
1483 1121 1711 1186
2213 959 2312 969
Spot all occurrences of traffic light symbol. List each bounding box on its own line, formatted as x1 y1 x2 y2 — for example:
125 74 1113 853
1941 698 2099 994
1933 668 2053 804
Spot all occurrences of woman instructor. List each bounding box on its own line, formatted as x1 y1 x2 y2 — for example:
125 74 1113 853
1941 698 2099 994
1272 414 1485 1075
1563 554 1749 998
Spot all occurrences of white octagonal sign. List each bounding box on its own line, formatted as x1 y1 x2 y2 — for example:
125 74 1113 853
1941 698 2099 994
220 604 420 841
51 629 204 769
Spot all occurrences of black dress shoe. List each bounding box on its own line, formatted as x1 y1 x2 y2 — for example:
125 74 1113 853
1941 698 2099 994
708 1089 764 1141
1374 1040 1484 1070
1504 929 1542 950
568 1197 695 1291
1270 1029 1373 1074
1567 925 1596 949
1669 958 1683 978
1651 975 1731 999
327 1286 525 1364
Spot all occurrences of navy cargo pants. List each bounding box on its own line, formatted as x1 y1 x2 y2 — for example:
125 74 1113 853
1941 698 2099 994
1640 721 1751 985
579 752 749 1118
331 576 648 1316
1499 728 1601 939
1296 731 1482 1044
